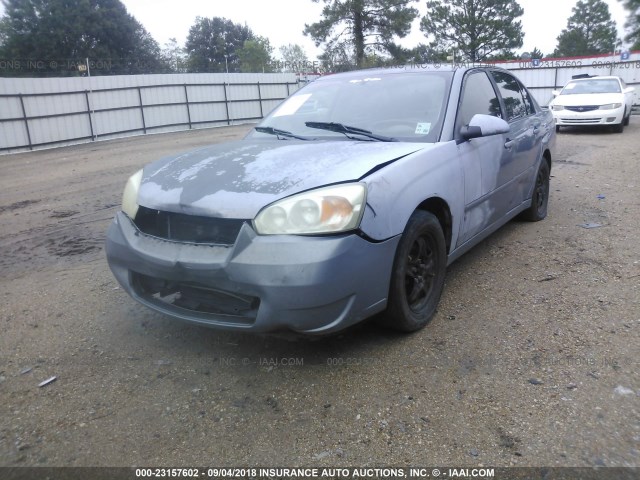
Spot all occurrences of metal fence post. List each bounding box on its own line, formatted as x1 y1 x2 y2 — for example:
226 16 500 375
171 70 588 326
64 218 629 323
137 87 147 134
223 83 231 125
18 94 33 151
257 82 263 118
84 90 95 141
184 84 192 129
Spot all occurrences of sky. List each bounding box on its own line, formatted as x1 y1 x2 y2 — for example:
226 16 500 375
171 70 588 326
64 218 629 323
0 0 632 59
118 0 630 58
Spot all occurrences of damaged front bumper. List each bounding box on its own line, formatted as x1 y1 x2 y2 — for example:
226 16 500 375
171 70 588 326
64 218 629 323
105 212 399 334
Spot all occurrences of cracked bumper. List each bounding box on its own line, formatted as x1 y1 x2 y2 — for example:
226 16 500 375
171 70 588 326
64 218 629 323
105 212 399 334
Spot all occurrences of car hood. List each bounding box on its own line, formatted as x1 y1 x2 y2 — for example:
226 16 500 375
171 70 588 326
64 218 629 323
553 93 623 106
138 139 428 218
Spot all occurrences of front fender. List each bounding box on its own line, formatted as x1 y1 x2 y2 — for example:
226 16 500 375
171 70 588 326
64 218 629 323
359 141 464 245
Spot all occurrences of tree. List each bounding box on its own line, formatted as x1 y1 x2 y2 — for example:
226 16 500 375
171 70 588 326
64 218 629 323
185 17 253 73
531 47 544 60
162 38 187 73
384 42 447 65
487 51 516 61
553 0 617 57
279 43 309 71
0 0 168 76
237 37 274 72
622 0 640 50
303 0 418 68
317 42 355 71
420 0 524 62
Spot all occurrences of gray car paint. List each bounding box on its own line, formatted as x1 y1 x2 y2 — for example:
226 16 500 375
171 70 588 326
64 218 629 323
106 211 400 333
106 66 556 333
138 139 425 219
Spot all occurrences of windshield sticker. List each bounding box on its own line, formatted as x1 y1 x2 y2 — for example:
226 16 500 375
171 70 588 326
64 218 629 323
272 93 312 117
415 122 431 135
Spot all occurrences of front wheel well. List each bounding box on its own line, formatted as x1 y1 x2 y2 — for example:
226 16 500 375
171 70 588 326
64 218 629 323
416 197 452 254
543 149 552 173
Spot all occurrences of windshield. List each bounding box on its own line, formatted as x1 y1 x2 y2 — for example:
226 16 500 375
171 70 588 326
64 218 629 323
560 79 621 95
251 71 453 143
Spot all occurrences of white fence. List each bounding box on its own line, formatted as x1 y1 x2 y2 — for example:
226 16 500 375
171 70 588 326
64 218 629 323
0 73 302 154
491 51 640 107
1 52 639 154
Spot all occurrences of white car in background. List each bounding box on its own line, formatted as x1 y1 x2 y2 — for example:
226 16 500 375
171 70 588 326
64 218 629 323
549 76 635 133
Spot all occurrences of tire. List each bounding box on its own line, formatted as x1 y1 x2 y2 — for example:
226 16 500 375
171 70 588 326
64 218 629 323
623 109 630 126
521 160 550 222
378 211 447 332
613 118 624 133
555 125 560 133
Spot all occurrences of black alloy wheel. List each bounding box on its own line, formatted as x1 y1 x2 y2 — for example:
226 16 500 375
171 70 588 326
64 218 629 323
379 211 447 332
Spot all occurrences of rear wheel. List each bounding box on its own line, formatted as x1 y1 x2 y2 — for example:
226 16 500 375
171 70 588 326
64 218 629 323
379 211 447 332
521 160 550 222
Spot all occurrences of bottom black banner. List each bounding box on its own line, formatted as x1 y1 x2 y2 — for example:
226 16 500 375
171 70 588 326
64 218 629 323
1 467 639 480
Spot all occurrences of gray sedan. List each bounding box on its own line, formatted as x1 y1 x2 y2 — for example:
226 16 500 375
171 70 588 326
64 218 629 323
106 66 555 334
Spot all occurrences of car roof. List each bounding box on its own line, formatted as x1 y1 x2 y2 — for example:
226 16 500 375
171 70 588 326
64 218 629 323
316 64 514 81
568 76 621 82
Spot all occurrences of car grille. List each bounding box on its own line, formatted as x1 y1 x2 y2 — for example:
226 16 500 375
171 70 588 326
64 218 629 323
564 106 599 112
559 117 601 124
134 206 246 245
132 272 259 324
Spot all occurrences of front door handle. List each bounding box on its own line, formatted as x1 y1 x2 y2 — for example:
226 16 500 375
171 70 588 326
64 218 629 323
504 139 515 149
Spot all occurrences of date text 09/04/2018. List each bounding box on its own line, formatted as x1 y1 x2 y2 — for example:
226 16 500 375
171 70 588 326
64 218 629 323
134 467 496 478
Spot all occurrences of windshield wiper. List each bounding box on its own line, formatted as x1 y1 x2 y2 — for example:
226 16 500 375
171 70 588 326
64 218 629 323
305 122 397 142
254 126 312 140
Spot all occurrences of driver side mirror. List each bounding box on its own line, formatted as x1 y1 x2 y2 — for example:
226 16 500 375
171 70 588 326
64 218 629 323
460 114 510 140
624 86 635 94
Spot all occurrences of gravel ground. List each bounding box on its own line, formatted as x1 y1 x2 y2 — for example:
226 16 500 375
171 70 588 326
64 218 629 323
0 122 639 469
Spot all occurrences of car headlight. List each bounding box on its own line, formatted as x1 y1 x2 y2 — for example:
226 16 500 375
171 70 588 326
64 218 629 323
551 105 564 111
122 169 143 219
599 103 622 110
254 183 367 235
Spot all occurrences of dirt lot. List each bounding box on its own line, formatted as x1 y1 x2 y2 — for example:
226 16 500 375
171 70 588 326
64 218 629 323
0 122 639 469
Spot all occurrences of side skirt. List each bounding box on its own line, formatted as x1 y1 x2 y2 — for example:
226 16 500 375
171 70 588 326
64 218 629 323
447 198 531 266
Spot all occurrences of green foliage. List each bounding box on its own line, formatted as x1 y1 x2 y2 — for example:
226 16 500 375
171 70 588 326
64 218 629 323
531 47 544 60
185 17 254 73
237 37 274 73
317 42 354 71
162 38 187 73
279 43 309 71
487 51 517 61
0 0 168 76
622 0 640 49
420 0 524 62
553 0 617 56
303 0 418 68
385 42 447 65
